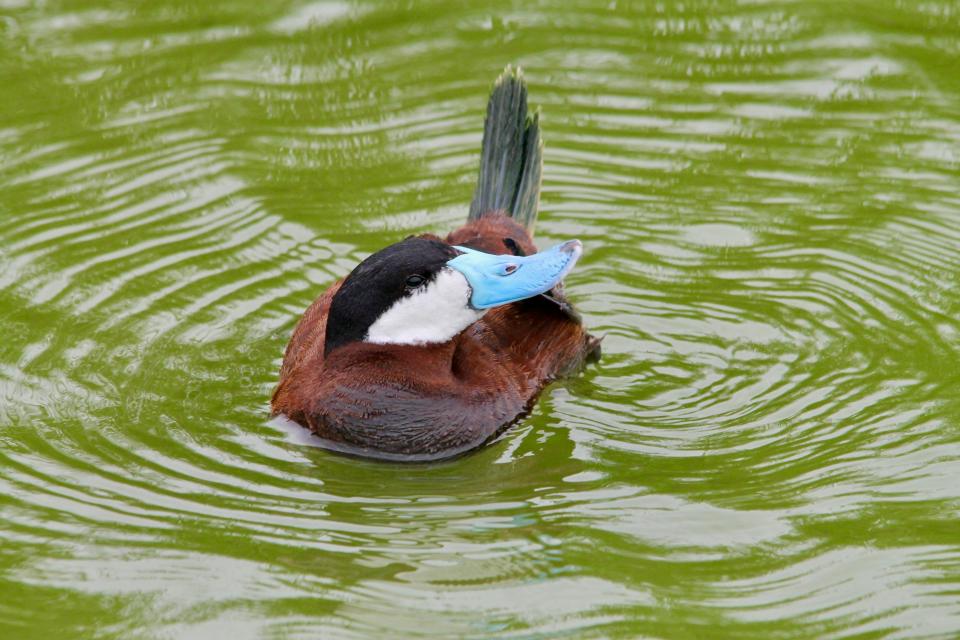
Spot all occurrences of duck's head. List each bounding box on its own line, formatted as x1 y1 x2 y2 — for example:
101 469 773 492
324 236 582 355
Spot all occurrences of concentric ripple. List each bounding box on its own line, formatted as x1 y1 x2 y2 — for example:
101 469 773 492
2 1 960 637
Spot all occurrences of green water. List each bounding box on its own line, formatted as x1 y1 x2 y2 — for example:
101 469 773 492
2 1 960 637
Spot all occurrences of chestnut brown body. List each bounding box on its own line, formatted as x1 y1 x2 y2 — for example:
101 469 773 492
271 214 599 460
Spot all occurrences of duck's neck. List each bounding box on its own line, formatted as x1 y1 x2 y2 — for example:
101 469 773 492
341 336 462 373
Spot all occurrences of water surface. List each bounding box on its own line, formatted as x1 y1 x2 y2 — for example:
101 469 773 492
2 1 960 638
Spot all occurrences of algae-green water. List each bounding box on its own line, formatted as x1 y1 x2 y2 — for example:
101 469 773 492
2 1 960 638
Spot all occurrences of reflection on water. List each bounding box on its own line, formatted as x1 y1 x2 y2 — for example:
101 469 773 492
2 0 960 637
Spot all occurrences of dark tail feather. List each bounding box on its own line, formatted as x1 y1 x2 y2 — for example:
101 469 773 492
468 65 543 234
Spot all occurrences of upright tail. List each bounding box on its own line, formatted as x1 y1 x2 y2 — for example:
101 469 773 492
468 65 543 234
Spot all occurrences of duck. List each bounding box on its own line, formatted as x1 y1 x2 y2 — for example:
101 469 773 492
271 66 600 461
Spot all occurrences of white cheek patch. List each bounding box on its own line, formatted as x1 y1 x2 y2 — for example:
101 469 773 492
366 268 486 346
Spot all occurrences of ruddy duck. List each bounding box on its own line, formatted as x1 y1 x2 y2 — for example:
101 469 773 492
272 66 600 461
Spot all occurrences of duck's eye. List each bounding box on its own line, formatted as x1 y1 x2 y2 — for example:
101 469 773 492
405 274 426 288
503 264 518 275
